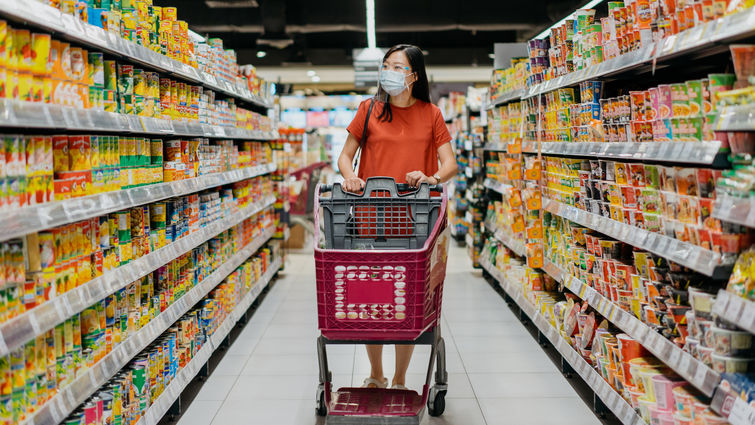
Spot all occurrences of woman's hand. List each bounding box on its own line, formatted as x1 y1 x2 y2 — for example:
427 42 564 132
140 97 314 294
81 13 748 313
342 177 366 193
406 171 432 187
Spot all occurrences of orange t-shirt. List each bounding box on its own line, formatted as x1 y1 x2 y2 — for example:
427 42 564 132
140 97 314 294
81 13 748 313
347 99 452 183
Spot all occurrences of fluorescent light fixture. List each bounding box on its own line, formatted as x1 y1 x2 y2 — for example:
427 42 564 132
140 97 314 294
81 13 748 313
312 76 321 82
256 50 267 58
307 70 317 77
205 0 258 7
534 0 606 39
365 0 376 49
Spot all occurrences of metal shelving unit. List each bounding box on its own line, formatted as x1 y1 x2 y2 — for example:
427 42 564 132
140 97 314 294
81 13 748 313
0 163 276 243
519 141 727 166
542 198 731 278
0 0 273 109
480 257 647 425
0 195 275 357
21 228 277 425
521 8 755 100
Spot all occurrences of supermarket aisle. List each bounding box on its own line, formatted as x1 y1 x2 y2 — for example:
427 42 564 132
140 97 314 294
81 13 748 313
175 244 604 425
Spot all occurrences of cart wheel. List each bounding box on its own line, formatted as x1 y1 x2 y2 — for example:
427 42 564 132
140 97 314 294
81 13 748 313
316 387 327 416
427 388 446 417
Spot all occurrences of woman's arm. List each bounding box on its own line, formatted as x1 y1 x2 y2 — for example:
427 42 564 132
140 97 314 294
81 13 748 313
337 133 366 192
434 142 458 183
405 142 458 186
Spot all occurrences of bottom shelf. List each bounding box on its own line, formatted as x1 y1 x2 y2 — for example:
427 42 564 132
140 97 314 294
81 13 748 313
479 257 646 425
137 256 282 425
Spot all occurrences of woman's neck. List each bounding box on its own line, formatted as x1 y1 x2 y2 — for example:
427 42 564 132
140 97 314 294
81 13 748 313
389 90 415 107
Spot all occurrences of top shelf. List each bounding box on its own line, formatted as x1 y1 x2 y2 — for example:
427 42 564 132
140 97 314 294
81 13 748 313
482 9 755 104
0 0 273 109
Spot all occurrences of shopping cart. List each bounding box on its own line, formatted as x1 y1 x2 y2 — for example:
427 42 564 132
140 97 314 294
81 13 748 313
314 177 451 425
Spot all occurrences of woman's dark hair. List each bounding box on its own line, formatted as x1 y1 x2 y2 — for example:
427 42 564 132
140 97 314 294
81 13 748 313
376 44 431 122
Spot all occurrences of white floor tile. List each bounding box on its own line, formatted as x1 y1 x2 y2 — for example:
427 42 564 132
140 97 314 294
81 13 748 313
461 350 557 374
468 373 577 398
423 398 487 425
226 374 319 400
478 397 602 425
177 400 222 425
195 375 238 401
212 354 249 376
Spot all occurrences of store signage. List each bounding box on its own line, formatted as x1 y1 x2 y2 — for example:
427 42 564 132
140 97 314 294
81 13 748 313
353 48 384 88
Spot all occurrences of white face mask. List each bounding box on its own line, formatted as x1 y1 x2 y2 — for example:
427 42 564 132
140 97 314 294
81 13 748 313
379 69 412 96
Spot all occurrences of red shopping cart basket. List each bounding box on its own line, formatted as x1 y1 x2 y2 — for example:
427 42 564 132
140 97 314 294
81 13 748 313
314 177 450 341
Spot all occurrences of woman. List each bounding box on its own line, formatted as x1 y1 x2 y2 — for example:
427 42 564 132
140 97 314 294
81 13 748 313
337 44 457 390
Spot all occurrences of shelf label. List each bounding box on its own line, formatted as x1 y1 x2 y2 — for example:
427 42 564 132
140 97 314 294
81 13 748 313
693 364 708 389
740 303 755 332
728 397 755 425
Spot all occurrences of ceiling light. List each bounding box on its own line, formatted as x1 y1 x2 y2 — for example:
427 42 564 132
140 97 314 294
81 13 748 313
365 0 376 49
534 0 606 39
307 70 317 77
488 53 495 59
256 50 267 58
311 76 321 82
205 0 258 8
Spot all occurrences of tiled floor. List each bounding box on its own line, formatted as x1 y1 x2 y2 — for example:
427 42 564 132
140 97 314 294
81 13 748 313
176 244 604 425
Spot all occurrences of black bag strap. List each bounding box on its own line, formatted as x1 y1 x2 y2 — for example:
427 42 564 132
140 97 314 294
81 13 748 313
353 98 375 170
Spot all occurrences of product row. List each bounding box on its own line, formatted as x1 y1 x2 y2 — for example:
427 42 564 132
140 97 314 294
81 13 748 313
0 175 273 321
0 20 273 130
0 135 273 209
28 0 272 99
1 238 278 425
482 244 736 425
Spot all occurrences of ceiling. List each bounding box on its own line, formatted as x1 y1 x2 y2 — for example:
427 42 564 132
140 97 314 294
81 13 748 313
153 0 587 68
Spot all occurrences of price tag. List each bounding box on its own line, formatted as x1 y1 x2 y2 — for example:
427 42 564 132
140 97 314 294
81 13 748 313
678 354 692 376
740 303 755 333
667 346 681 368
693 364 708 389
728 396 755 425
656 237 670 255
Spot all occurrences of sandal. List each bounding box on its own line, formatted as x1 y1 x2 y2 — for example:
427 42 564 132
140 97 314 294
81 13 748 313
362 377 388 388
391 384 408 390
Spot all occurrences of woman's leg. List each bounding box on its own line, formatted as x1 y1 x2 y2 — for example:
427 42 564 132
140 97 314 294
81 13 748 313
365 344 387 387
392 345 415 386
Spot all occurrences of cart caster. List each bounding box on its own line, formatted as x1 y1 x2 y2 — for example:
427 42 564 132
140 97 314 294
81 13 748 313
316 386 328 416
427 387 446 417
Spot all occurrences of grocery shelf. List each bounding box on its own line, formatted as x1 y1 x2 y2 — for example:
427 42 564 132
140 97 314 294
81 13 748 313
714 104 755 132
542 198 731 278
0 0 273 109
484 218 527 257
0 162 277 243
487 89 525 109
521 141 727 166
710 382 755 425
542 258 721 397
479 257 647 425
21 228 277 425
711 290 755 334
712 193 755 228
0 99 279 140
136 256 281 425
522 8 755 100
0 195 275 358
